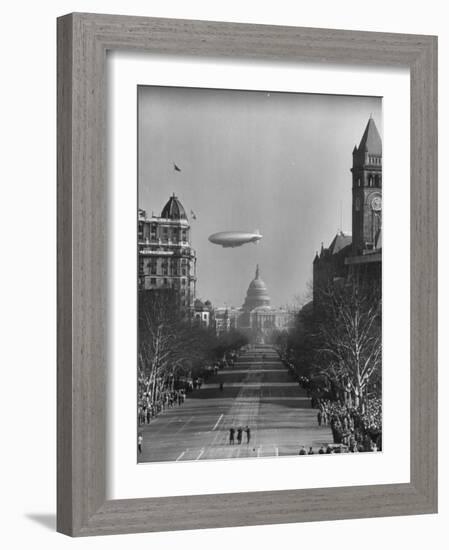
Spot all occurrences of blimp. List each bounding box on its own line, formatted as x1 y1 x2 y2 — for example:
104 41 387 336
208 230 263 248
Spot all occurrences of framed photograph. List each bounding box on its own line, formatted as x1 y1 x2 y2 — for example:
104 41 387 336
57 13 437 536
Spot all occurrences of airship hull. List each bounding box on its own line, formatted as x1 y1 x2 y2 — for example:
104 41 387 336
208 231 263 248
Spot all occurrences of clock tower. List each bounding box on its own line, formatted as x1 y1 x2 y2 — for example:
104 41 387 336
351 116 382 255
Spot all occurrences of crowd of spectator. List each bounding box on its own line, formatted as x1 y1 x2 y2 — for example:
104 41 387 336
137 386 186 426
316 397 382 452
137 350 241 426
278 353 382 453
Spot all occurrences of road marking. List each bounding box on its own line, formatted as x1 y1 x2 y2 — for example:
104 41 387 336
176 450 186 461
212 414 223 431
196 448 205 460
174 416 193 434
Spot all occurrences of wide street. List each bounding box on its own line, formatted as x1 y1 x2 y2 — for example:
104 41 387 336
139 345 333 462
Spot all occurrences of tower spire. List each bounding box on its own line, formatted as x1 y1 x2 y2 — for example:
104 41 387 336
357 117 382 155
255 264 260 279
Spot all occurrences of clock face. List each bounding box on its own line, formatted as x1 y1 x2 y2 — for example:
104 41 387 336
371 195 382 212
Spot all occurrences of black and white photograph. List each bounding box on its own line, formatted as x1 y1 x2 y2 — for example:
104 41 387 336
137 86 382 463
1 0 442 544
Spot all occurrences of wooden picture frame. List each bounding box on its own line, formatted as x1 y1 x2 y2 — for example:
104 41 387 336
57 12 438 536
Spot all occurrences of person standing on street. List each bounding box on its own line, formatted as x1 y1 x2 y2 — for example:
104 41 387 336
237 426 243 445
137 433 143 455
322 410 328 426
229 427 235 445
244 425 251 444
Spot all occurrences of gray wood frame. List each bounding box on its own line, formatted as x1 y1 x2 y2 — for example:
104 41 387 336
57 12 438 537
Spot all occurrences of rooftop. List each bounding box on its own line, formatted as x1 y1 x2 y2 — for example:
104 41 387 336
356 116 382 156
161 193 188 220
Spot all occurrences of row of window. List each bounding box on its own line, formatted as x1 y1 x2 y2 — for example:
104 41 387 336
148 277 189 286
147 267 188 276
143 262 188 275
145 236 188 243
356 174 381 187
149 227 188 236
367 156 381 165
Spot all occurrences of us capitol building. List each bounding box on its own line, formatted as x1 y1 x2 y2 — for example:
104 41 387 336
215 265 294 344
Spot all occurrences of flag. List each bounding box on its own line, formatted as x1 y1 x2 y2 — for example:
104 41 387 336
190 209 197 220
173 162 181 172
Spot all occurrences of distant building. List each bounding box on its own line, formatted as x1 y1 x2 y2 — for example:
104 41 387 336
236 265 294 344
313 116 382 305
138 194 196 313
214 307 241 336
213 308 231 335
193 299 214 328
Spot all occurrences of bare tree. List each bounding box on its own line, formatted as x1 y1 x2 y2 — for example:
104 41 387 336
139 290 199 401
138 289 224 403
315 280 381 409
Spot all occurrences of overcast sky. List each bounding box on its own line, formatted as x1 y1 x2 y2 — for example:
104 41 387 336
138 86 382 309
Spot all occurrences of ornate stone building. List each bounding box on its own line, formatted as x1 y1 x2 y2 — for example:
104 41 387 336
313 116 382 305
351 116 382 255
138 194 196 313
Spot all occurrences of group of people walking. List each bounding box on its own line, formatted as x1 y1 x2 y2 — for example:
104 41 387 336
229 425 251 445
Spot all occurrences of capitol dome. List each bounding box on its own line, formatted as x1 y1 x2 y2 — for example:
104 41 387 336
242 265 271 310
161 193 187 220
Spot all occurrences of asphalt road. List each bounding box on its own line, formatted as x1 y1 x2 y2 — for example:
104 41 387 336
139 345 333 462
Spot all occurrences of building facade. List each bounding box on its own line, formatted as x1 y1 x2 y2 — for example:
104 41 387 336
313 231 352 304
138 194 196 313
